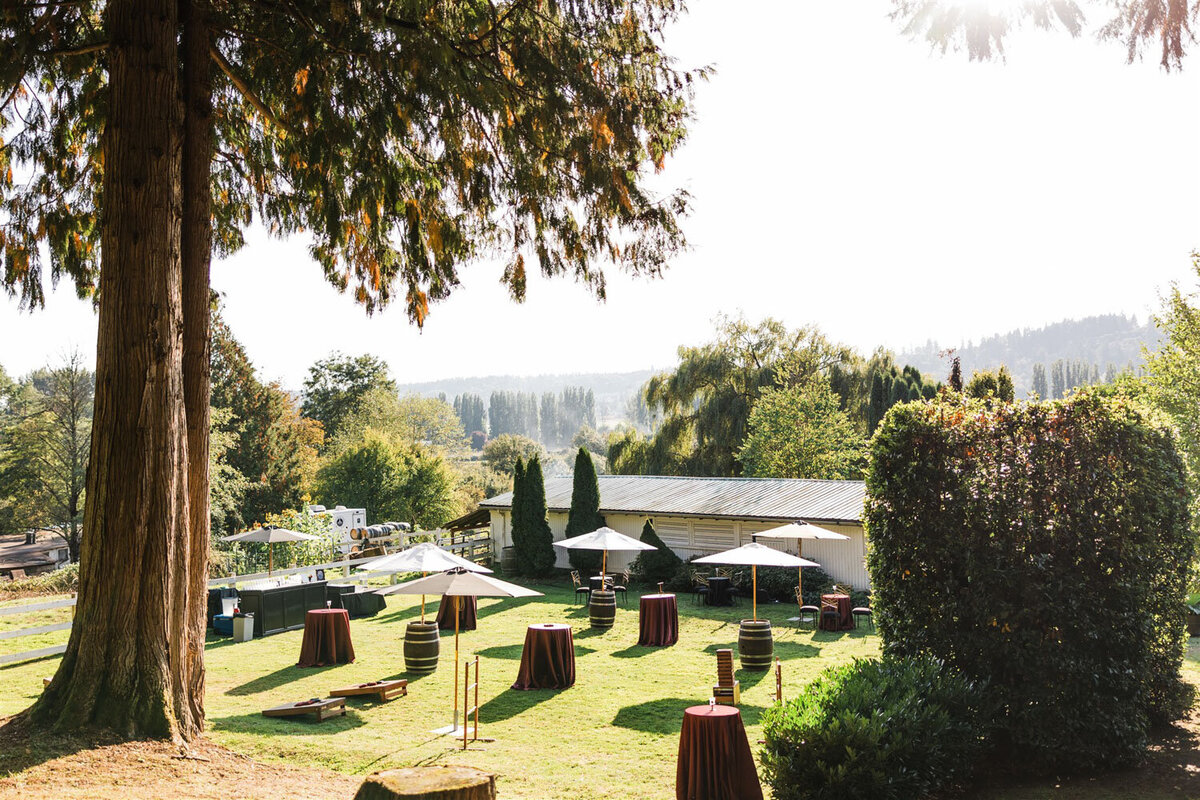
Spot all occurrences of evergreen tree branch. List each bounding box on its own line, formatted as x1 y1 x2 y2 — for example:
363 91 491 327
209 42 290 135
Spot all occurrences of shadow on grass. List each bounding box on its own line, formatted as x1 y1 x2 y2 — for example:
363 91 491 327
475 644 524 660
477 685 562 722
209 709 366 736
226 665 307 697
611 697 695 734
610 644 658 658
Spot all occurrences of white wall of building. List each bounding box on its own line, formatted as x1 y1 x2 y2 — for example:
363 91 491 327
488 510 870 590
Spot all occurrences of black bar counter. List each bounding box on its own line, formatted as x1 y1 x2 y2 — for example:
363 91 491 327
236 581 330 638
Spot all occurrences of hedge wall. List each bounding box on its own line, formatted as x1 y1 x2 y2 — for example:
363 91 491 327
865 392 1194 772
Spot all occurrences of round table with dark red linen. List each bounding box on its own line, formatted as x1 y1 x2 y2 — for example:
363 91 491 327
436 594 477 631
819 593 854 631
297 608 355 667
511 623 575 690
638 593 679 647
676 704 763 800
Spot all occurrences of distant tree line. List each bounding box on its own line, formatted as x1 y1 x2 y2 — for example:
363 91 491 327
450 386 596 450
1030 359 1135 399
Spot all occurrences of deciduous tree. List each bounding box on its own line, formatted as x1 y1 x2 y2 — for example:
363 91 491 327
738 380 866 480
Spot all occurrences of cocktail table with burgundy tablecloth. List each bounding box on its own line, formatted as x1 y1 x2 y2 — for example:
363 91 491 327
435 594 477 631
676 704 763 800
819 593 854 631
511 623 575 690
296 608 355 667
638 593 679 647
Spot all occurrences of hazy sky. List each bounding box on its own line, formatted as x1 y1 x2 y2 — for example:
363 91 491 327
2 1 1198 387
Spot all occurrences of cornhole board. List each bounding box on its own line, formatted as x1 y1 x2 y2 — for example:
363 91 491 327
330 679 408 702
261 697 346 722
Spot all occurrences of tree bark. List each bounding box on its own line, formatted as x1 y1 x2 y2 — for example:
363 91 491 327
354 767 497 800
180 0 214 740
33 0 198 740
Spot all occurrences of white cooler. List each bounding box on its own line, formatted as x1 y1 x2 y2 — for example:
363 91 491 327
232 614 254 642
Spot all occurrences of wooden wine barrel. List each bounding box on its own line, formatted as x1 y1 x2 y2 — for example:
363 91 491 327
589 589 617 630
499 546 517 575
355 766 496 800
738 619 773 671
403 621 440 674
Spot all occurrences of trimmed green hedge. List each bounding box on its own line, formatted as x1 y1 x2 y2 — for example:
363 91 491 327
865 392 1194 772
761 655 989 800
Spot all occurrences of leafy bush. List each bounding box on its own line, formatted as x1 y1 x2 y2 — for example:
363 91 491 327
631 520 682 584
761 656 990 800
0 563 79 596
866 392 1195 771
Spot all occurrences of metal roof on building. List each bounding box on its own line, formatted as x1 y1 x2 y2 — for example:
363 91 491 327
479 475 865 525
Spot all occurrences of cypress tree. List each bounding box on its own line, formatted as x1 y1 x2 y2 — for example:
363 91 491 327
868 373 886 433
565 448 605 573
633 519 682 584
520 456 558 577
508 457 527 573
948 357 963 392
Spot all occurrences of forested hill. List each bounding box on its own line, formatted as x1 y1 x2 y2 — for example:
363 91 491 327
397 369 656 423
898 314 1159 397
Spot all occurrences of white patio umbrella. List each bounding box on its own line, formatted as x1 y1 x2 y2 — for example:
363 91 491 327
754 520 849 604
552 526 656 584
366 543 492 622
693 542 819 621
379 570 542 731
221 526 320 575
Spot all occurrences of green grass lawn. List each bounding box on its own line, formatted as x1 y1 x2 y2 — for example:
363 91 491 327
2 587 1197 800
0 583 879 798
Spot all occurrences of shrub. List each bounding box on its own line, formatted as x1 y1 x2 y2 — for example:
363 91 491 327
631 520 681 584
761 656 989 800
0 563 79 596
865 392 1195 772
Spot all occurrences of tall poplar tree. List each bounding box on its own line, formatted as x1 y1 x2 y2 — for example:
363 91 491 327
519 456 557 577
2 0 697 741
508 457 527 572
565 447 604 573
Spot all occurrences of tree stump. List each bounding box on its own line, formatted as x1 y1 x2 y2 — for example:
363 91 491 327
355 766 497 800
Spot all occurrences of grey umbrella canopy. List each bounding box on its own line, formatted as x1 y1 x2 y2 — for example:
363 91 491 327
754 521 849 603
694 542 819 621
367 542 493 574
553 526 655 580
220 526 320 575
365 542 493 622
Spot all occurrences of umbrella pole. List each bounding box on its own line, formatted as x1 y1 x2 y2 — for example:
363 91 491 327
421 572 428 623
798 541 803 611
454 595 461 731
753 565 758 621
601 549 607 585
269 545 273 577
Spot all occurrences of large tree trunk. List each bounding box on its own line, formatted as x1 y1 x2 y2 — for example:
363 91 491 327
33 0 200 740
180 0 215 738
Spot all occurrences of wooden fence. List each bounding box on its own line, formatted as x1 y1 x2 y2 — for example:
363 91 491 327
1 531 492 666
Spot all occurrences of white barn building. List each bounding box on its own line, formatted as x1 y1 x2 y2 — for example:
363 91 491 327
479 475 870 590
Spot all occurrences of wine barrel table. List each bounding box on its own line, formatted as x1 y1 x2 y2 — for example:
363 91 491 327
355 765 496 800
589 589 617 630
738 619 773 671
403 620 440 674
